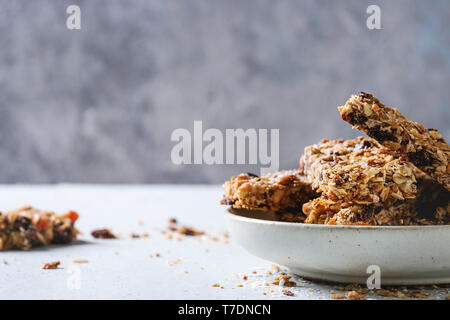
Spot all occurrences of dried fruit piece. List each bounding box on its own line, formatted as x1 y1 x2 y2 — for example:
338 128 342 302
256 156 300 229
91 229 116 239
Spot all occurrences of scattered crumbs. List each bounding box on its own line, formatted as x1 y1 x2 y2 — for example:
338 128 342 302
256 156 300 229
114 251 119 255
375 289 392 297
330 293 345 299
212 284 220 287
168 259 182 266
91 229 117 239
137 220 143 226
184 271 189 274
3 259 8 265
130 232 149 238
200 266 204 270
271 275 296 287
347 290 365 300
252 271 257 274
307 288 313 292
155 253 160 257
408 291 429 299
243 276 248 281
395 291 408 299
282 289 294 296
177 226 205 236
236 284 243 288
41 261 60 270
263 292 267 295
220 286 224 289
72 259 88 264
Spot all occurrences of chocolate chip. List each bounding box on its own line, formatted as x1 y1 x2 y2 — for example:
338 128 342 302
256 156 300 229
400 138 409 145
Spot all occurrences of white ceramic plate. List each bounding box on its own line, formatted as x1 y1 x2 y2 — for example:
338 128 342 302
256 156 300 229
225 208 450 285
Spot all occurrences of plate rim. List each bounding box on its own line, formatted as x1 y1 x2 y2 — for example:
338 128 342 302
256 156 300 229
225 207 450 231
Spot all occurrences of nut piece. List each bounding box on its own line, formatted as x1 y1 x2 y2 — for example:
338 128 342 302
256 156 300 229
41 260 60 269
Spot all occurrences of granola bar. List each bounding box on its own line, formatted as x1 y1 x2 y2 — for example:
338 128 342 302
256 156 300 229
338 92 450 191
302 195 449 226
221 170 315 212
0 206 79 250
299 137 419 205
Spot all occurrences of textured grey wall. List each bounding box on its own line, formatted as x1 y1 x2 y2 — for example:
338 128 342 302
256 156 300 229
0 0 449 183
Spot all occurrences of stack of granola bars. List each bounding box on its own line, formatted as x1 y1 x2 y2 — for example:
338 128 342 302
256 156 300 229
222 92 449 225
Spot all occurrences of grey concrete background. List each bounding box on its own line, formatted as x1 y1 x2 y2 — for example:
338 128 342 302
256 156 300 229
0 0 448 183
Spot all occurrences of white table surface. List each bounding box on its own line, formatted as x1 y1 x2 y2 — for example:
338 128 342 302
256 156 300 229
0 185 447 300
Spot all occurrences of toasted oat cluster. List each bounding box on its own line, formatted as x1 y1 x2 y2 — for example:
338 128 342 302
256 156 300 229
302 193 449 226
339 92 450 191
221 171 315 212
0 206 79 250
299 137 418 205
302 197 418 225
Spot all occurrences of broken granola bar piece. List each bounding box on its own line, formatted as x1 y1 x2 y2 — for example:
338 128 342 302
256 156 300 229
338 92 450 191
0 206 79 251
302 189 450 226
302 196 429 226
299 137 419 205
221 170 315 212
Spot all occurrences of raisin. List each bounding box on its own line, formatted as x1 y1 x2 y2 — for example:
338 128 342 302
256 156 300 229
355 139 375 150
91 229 116 239
345 112 368 125
246 172 259 178
368 128 396 142
13 216 32 230
400 138 409 145
53 229 73 244
358 92 373 99
408 151 434 167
